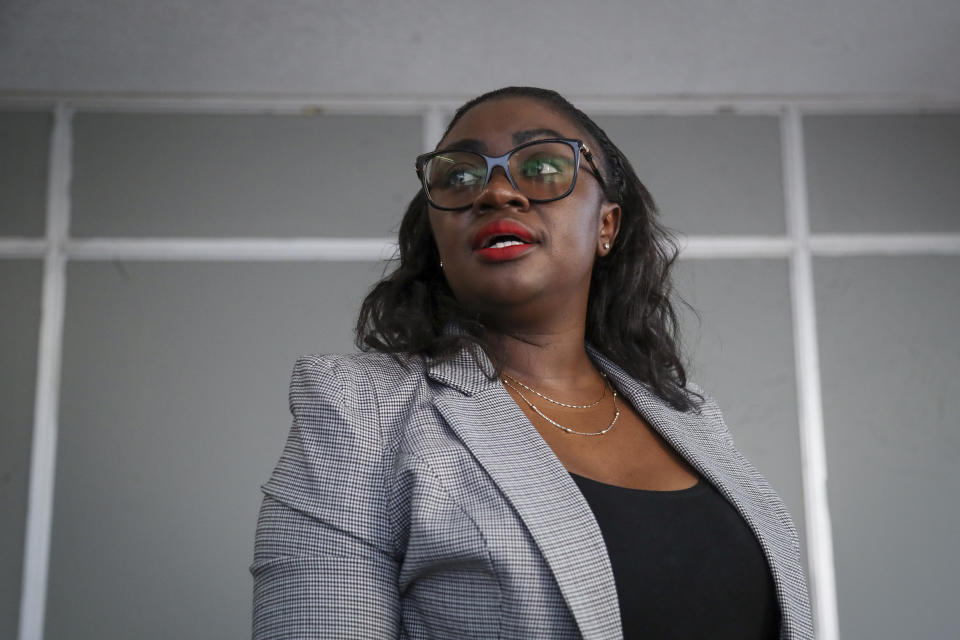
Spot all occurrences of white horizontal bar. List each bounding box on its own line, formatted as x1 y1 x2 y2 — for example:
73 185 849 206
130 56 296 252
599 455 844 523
11 235 796 261
0 238 46 258
5 234 959 261
810 233 960 255
64 237 398 261
677 235 793 258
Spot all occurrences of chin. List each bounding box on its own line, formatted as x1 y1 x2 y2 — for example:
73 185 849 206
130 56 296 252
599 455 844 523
454 282 548 316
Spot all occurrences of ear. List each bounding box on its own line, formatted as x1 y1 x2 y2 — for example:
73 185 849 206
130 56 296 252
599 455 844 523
597 201 622 257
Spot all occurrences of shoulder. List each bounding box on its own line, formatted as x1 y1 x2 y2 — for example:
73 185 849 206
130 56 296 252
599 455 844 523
288 351 427 411
292 351 425 383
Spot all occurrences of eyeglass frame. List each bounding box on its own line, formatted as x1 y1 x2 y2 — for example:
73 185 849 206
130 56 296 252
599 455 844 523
415 137 606 211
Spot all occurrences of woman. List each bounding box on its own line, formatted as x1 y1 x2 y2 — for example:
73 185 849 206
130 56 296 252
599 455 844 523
251 87 813 639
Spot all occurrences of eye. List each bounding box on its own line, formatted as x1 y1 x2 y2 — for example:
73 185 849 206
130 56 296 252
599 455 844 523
444 165 484 188
427 156 485 191
518 155 572 182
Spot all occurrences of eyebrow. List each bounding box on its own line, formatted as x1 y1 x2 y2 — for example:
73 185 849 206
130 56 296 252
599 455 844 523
441 128 567 154
512 128 564 144
442 138 487 153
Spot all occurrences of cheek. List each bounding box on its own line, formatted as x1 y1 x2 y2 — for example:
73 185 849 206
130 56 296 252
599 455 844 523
427 212 456 255
549 206 601 258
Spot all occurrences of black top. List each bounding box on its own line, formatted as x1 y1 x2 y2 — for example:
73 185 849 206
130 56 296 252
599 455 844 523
570 471 780 639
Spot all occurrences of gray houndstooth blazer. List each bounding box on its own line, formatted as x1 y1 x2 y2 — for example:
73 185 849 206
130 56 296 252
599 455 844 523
251 344 814 639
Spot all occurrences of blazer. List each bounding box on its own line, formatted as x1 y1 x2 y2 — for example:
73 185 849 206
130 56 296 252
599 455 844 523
250 344 814 639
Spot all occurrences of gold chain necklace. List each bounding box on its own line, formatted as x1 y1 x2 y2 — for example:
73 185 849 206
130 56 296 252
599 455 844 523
501 372 607 408
501 375 621 436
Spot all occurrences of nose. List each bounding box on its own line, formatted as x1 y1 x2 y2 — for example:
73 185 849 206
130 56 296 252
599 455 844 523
474 166 529 213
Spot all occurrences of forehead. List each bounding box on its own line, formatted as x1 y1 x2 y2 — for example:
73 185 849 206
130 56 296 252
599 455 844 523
439 96 585 153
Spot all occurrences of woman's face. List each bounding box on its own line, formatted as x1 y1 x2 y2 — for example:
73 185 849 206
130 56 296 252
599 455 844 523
428 96 620 322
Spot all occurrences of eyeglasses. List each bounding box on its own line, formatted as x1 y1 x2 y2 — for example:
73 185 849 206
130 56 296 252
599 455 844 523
415 137 605 211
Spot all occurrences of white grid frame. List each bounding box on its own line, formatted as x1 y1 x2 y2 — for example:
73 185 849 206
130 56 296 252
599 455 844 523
4 94 960 640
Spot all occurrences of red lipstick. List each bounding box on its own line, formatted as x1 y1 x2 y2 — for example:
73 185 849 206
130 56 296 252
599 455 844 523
472 220 538 262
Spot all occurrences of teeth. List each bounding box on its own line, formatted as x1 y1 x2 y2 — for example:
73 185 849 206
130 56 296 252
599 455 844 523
489 240 525 249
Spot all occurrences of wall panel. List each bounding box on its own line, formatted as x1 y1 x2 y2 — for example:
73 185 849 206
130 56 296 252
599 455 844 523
805 114 960 233
0 111 51 237
596 115 785 236
816 256 960 639
48 260 386 639
71 113 422 238
0 260 43 640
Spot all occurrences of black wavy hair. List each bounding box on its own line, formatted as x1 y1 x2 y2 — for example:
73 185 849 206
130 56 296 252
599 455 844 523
356 86 700 412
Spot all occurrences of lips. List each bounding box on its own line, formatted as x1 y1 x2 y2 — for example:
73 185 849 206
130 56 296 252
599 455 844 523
472 220 536 250
472 220 538 263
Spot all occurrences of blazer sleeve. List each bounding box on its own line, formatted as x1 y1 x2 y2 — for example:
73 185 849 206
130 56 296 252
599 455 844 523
250 354 401 639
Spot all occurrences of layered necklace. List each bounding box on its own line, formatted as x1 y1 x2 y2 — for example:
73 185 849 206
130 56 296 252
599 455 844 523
501 371 621 436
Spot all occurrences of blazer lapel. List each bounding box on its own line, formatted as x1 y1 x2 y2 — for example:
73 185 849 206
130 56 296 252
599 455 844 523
428 347 623 640
426 342 795 640
586 346 728 487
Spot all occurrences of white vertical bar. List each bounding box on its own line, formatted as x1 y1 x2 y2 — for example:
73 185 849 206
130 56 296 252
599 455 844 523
18 103 73 640
423 105 447 152
781 105 840 639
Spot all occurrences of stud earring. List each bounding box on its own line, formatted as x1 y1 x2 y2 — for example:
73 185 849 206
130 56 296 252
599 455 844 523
603 242 611 251
440 259 444 268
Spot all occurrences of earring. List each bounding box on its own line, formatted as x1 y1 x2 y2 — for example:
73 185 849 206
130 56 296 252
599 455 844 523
440 259 444 268
603 242 611 251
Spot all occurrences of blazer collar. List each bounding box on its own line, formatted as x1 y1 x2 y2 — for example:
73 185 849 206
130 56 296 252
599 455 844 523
425 343 499 396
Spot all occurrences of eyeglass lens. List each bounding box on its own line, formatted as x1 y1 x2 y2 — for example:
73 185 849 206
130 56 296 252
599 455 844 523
423 141 578 209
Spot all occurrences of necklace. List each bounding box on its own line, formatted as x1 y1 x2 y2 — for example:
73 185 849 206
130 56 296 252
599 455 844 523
501 372 606 408
501 375 621 436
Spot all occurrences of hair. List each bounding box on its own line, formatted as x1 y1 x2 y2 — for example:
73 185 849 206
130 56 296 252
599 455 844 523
356 86 700 412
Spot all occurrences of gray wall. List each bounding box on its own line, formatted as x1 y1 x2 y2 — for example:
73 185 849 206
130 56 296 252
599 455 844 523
2 3 959 640
0 260 42 640
3 104 956 640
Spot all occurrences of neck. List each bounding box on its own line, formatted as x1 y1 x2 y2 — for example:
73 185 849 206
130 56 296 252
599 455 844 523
483 322 604 401
462 273 601 395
